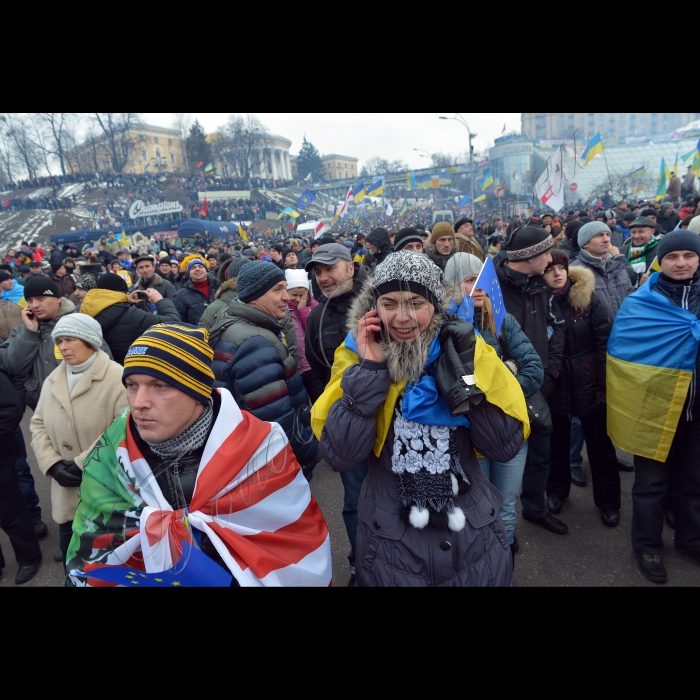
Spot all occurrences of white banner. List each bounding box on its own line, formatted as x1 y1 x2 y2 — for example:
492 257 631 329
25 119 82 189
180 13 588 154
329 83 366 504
129 200 183 219
534 146 565 213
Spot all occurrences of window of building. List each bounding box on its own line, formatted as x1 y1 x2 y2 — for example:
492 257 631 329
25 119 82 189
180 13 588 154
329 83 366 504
168 139 172 146
141 150 147 160
154 137 159 144
170 153 176 164
139 135 145 142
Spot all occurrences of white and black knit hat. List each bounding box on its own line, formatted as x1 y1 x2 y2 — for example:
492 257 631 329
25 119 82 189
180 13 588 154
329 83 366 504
371 251 445 308
507 225 554 262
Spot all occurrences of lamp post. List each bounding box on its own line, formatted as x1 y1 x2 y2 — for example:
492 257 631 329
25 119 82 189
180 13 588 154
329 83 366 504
413 148 433 161
440 114 478 214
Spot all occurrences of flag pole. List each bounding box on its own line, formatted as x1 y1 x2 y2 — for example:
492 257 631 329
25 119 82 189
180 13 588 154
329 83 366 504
602 146 614 198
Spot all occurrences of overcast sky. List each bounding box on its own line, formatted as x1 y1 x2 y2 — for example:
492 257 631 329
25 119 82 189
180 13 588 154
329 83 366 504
142 113 521 170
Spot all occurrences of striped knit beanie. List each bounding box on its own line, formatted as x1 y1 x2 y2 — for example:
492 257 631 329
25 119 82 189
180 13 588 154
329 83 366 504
123 324 215 403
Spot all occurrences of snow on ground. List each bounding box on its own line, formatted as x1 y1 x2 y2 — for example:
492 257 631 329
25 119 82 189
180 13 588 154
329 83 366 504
58 183 85 198
0 210 54 249
27 187 53 201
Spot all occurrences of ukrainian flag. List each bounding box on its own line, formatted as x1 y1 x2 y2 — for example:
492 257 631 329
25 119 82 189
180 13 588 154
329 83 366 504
581 132 604 165
204 163 214 172
367 178 384 197
399 202 409 217
656 158 668 201
353 181 367 204
238 222 248 242
474 193 487 203
481 168 494 191
607 273 700 462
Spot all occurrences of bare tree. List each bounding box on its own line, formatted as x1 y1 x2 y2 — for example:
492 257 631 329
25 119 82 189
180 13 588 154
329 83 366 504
221 114 270 181
93 113 142 173
0 115 16 184
3 114 42 180
361 157 408 177
590 167 657 203
33 113 74 175
171 113 191 173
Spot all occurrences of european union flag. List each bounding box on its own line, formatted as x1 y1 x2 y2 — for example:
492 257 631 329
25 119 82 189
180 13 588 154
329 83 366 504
471 257 506 336
70 543 234 587
296 189 316 210
459 194 471 207
82 227 88 241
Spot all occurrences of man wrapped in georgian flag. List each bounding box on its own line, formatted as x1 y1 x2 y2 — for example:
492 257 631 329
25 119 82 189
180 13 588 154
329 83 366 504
67 324 332 588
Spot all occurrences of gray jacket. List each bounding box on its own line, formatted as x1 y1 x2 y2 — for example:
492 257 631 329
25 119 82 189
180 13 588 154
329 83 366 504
570 250 634 322
0 298 112 410
320 360 518 587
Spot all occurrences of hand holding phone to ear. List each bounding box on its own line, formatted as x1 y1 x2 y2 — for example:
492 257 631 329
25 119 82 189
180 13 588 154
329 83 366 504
357 309 384 363
21 307 39 332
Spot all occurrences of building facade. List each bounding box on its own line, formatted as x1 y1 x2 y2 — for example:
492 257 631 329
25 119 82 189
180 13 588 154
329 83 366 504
522 113 700 142
321 154 358 181
208 133 293 180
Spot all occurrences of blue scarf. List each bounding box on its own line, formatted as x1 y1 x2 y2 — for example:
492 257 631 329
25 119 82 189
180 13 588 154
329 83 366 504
345 331 469 429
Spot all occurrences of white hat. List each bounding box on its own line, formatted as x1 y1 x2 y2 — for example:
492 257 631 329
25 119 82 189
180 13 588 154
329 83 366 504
285 269 309 290
51 314 103 350
444 253 483 287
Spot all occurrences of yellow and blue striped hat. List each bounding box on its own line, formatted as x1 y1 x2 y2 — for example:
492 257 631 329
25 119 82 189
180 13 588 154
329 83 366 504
123 324 215 403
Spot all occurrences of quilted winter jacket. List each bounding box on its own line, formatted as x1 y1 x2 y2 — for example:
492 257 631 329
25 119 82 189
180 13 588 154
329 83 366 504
549 266 612 417
210 300 317 468
173 274 220 326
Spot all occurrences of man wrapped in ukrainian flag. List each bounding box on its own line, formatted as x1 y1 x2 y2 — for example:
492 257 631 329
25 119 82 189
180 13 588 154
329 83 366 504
606 229 700 585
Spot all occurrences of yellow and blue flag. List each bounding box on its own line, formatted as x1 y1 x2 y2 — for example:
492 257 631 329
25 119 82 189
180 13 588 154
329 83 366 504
204 163 214 172
629 166 645 178
353 181 367 204
144 163 150 171
399 202 409 217
607 274 700 462
262 182 268 194
159 175 167 183
481 168 494 191
296 189 316 210
656 158 668 201
331 206 339 226
581 132 604 165
474 193 486 203
238 221 249 242
367 178 384 197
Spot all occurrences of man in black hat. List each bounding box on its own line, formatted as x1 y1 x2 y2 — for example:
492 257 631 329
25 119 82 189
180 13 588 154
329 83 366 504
27 261 45 280
496 225 568 536
393 228 425 253
128 255 175 311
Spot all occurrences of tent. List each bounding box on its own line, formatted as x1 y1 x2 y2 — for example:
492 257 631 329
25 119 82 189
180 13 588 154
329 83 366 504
177 219 237 240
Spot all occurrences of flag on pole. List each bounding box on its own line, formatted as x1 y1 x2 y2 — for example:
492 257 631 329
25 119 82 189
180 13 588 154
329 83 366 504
200 198 209 218
314 221 328 240
353 181 367 204
238 222 248 242
535 146 566 212
474 193 487 203
581 133 604 165
399 202 409 217
366 178 384 197
296 189 317 210
386 202 394 217
673 150 680 176
481 168 494 191
339 186 354 218
305 173 312 181
230 170 238 177
262 182 268 194
144 164 150 171
471 257 506 336
159 175 167 183
331 206 340 226
459 194 471 207
502 124 507 134
204 163 214 173
197 162 204 169
656 158 668 201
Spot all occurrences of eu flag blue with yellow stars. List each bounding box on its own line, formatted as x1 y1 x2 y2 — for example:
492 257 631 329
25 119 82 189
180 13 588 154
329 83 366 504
70 543 234 587
296 189 316 210
472 257 506 336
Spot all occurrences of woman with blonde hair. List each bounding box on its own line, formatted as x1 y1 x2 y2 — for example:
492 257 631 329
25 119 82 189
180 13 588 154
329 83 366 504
30 314 128 565
444 253 544 559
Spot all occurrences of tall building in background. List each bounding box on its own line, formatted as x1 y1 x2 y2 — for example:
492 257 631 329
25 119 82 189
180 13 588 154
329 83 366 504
521 113 699 141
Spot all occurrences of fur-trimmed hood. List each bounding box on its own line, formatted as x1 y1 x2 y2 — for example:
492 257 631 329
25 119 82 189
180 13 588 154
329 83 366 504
346 278 443 383
564 265 596 312
215 277 238 300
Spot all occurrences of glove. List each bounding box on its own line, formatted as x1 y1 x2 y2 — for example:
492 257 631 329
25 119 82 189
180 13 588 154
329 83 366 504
439 318 476 356
48 460 83 488
434 333 484 416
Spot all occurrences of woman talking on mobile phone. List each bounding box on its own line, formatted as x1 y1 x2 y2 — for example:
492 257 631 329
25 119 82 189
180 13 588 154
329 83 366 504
80 274 181 365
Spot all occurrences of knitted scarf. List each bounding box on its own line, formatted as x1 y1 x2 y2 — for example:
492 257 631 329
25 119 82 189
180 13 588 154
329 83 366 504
146 399 214 458
627 237 660 281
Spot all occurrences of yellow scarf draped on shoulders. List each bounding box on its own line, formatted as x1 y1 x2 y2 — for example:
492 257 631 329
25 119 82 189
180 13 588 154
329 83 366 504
311 334 530 458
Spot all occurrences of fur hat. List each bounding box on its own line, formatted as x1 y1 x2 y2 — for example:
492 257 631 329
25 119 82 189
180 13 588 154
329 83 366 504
507 225 553 262
430 222 456 246
577 222 611 249
371 251 445 308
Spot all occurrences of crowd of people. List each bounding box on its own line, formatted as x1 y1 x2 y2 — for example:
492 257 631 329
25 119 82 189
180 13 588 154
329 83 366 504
0 179 699 587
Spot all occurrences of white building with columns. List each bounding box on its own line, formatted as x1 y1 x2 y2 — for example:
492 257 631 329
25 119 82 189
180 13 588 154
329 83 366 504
209 132 293 181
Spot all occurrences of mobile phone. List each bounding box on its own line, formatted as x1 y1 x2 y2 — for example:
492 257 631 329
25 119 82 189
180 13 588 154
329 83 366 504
136 291 149 300
371 297 386 342
26 310 35 319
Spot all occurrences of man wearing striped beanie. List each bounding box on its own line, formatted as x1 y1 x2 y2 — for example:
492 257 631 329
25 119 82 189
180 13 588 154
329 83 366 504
67 322 332 587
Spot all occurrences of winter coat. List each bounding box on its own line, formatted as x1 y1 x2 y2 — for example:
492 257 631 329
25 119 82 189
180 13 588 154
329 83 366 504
287 296 319 374
549 267 612 418
657 212 681 234
0 371 23 473
570 250 634 322
199 278 239 331
30 350 128 524
130 273 175 312
319 288 520 587
472 310 544 399
173 274 220 325
210 300 317 468
620 237 661 287
81 290 181 365
366 229 393 266
0 298 111 410
426 248 453 272
50 273 76 298
495 258 565 399
305 263 370 388
0 299 23 341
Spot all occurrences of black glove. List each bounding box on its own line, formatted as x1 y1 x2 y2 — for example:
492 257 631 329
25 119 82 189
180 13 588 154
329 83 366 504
434 333 484 416
48 460 83 488
439 318 476 356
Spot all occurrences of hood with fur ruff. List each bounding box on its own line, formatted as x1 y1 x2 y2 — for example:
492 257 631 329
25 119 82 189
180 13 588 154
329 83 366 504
565 265 596 312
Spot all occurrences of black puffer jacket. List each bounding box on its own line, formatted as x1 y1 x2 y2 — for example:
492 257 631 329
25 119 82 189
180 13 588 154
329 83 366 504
550 266 611 417
173 274 220 325
495 258 565 399
366 228 393 267
305 263 370 388
81 290 182 365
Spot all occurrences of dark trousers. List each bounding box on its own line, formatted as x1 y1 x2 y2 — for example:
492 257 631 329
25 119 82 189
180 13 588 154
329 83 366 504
0 455 42 569
521 432 551 519
58 521 74 561
632 416 700 555
548 407 621 510
339 460 369 570
302 371 327 407
13 426 41 521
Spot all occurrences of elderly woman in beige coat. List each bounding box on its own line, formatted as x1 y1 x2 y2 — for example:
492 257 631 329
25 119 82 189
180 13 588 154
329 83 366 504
30 314 127 564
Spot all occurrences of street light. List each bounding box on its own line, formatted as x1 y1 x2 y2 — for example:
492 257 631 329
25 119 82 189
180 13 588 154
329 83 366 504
414 148 433 159
440 114 478 213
